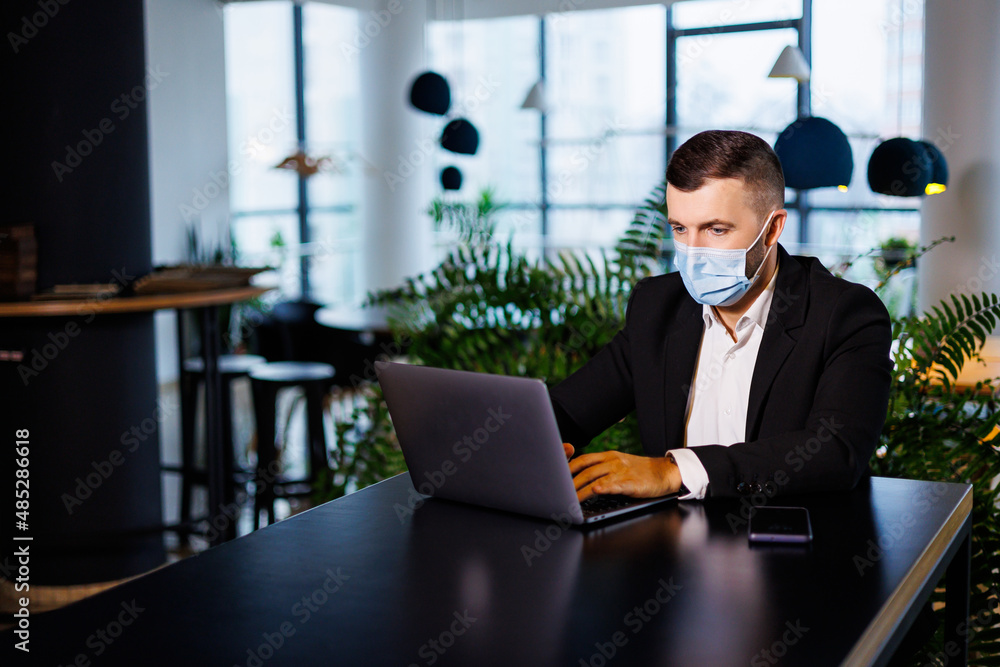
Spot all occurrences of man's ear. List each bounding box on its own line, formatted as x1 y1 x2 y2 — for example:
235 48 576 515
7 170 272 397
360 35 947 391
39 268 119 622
767 209 787 245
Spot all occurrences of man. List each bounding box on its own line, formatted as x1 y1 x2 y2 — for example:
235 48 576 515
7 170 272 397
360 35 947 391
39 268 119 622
549 129 893 502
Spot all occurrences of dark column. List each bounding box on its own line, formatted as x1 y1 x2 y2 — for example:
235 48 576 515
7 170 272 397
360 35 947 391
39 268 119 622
1 0 163 583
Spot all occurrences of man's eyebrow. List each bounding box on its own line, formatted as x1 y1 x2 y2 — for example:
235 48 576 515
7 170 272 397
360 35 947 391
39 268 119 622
666 218 737 228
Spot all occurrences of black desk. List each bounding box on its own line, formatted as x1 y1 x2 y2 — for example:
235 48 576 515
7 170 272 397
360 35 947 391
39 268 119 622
4 474 971 666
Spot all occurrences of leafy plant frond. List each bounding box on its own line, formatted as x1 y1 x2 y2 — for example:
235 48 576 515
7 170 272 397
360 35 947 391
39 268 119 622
904 292 1000 389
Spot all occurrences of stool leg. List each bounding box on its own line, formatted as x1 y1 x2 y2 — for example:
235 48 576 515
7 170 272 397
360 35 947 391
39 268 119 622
305 382 329 485
179 371 198 543
220 377 237 540
252 380 278 530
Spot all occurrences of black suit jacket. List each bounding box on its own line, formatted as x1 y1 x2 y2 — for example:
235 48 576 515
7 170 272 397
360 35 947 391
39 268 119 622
548 244 893 499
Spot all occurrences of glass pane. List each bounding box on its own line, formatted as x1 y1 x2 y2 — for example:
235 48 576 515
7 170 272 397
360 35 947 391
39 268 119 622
546 207 635 250
545 5 666 140
308 212 362 306
224 2 298 213
230 213 301 299
810 0 924 207
501 207 544 257
675 29 799 132
813 0 923 137
800 209 919 269
302 3 364 211
546 134 665 206
426 16 541 204
672 0 802 30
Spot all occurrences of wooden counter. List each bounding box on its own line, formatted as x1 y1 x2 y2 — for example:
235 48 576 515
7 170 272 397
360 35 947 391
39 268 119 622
0 286 270 317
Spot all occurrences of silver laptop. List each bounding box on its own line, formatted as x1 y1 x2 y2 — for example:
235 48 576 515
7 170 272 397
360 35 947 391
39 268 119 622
374 361 677 525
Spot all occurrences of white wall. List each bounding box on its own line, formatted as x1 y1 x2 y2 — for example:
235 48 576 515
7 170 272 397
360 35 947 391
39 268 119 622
919 1 1000 316
145 0 231 384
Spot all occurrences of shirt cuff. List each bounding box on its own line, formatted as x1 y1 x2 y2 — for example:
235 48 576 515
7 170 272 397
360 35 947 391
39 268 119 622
667 448 710 500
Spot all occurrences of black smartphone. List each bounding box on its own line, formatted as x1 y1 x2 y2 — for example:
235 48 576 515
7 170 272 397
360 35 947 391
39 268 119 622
748 506 813 544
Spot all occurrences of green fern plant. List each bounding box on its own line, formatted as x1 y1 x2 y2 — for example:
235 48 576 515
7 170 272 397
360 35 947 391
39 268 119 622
873 292 1000 666
311 180 668 504
315 385 408 499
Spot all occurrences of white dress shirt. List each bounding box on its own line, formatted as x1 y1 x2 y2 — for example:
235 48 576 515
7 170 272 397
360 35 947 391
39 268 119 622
667 261 779 500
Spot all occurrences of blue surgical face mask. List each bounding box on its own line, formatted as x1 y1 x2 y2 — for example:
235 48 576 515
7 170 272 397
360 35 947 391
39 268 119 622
673 211 776 307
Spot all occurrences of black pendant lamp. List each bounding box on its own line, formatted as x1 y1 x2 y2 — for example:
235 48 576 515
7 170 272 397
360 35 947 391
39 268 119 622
440 166 463 190
409 71 451 116
440 118 479 155
867 137 932 197
773 116 854 190
867 2 948 198
918 140 948 195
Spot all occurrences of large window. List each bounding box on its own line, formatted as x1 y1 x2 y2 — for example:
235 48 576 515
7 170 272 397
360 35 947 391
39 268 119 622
425 16 542 248
669 0 924 277
805 0 923 277
224 1 362 305
222 0 925 297
427 5 667 252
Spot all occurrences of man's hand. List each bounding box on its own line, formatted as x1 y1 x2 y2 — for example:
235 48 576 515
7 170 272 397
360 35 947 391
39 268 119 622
568 450 682 503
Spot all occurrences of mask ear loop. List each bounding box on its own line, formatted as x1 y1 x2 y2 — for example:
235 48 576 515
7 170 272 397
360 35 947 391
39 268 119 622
751 210 777 250
747 211 778 282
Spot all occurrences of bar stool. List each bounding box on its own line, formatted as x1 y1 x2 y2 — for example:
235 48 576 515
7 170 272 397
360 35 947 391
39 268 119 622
177 353 266 540
249 361 335 529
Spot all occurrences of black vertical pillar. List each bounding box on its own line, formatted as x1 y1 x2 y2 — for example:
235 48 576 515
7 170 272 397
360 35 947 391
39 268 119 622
1 0 163 583
538 16 549 248
293 2 311 298
4 0 153 286
796 0 813 244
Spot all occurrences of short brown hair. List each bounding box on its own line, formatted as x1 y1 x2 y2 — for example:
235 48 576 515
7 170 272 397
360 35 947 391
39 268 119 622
666 130 785 218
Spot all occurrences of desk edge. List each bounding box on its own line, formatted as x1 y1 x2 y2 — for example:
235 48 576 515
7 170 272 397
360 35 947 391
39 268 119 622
842 483 973 666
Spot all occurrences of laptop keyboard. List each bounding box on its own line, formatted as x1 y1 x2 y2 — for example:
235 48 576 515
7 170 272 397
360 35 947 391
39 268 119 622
580 494 639 516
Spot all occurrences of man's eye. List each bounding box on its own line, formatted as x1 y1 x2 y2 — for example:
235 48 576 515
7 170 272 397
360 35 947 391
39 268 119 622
710 227 727 235
671 226 685 234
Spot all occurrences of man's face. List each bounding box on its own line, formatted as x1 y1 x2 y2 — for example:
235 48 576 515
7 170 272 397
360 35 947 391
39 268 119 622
666 177 764 250
666 177 782 280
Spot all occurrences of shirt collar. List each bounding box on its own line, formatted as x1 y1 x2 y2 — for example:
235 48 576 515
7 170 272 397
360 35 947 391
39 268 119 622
701 257 780 332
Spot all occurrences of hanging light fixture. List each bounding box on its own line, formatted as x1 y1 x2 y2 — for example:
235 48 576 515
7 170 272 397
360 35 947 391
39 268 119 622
865 0 948 198
409 71 451 116
440 118 480 155
273 150 338 178
773 116 854 190
918 140 948 195
520 80 548 113
440 166 463 190
867 138 932 197
768 45 811 83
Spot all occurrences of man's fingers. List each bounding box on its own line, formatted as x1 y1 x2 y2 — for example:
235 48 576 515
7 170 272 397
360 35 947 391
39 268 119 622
577 476 628 502
563 442 574 461
571 461 614 492
568 451 615 475
577 484 598 503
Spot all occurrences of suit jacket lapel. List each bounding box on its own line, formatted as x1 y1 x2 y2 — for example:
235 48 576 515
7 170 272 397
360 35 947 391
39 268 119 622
659 295 704 456
745 244 809 440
